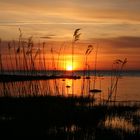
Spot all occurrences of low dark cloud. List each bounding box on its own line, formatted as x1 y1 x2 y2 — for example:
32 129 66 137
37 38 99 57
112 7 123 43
40 36 52 39
99 36 140 48
40 34 56 39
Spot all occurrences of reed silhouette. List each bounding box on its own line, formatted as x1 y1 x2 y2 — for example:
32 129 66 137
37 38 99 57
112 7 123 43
0 29 139 139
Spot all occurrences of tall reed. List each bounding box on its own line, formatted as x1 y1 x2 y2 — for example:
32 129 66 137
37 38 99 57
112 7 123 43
81 44 93 95
72 29 81 95
0 39 3 74
107 58 127 103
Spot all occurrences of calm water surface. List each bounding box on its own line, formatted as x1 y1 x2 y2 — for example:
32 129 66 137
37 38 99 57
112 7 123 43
0 71 140 101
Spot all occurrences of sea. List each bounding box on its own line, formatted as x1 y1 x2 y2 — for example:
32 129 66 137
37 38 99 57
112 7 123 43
0 70 140 101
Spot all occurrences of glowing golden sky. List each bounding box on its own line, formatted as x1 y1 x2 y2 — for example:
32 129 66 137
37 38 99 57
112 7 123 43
0 0 140 70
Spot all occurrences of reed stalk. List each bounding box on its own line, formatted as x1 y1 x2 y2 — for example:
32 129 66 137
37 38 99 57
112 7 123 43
107 58 127 103
72 29 81 95
0 39 3 73
42 42 46 71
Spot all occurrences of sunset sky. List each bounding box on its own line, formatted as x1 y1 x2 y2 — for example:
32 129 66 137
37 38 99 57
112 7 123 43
0 0 140 70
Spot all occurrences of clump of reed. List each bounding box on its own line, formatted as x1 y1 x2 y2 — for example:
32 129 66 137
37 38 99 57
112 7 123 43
0 28 82 97
0 28 48 75
0 28 128 101
107 58 127 103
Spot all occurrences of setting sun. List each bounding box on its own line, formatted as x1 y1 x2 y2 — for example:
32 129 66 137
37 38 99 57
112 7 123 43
66 65 73 71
